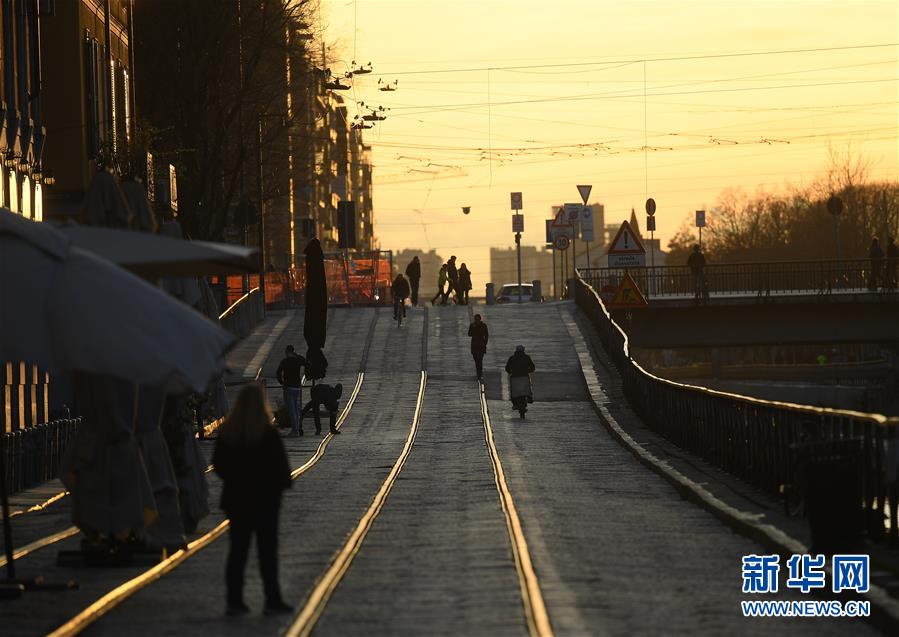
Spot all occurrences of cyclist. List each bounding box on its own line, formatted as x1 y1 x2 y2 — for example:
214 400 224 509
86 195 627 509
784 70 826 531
392 273 410 325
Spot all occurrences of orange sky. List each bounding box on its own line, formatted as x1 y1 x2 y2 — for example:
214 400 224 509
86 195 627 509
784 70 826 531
323 0 898 288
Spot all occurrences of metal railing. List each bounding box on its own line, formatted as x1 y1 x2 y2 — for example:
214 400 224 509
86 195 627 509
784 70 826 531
579 258 893 298
1 419 79 494
574 273 899 542
218 287 265 339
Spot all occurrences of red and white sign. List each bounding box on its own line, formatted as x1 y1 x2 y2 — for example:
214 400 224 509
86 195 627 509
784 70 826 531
576 184 592 205
609 271 648 307
550 207 574 239
607 220 646 268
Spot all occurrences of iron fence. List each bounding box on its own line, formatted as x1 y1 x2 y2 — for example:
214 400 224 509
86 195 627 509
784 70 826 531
579 258 888 298
574 273 899 543
1 419 79 494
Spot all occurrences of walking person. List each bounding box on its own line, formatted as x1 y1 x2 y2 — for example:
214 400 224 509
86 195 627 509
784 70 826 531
458 263 472 305
392 273 410 325
276 346 305 437
446 256 459 304
869 236 884 291
431 264 449 305
300 383 343 436
687 245 707 303
468 313 489 380
885 237 898 291
213 384 292 616
405 256 421 306
505 345 535 418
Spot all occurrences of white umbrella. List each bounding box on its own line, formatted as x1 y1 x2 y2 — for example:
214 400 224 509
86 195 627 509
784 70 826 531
0 208 234 394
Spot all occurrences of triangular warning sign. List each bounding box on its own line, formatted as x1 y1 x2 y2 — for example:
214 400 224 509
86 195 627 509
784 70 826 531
607 220 646 255
609 271 648 307
550 208 572 229
576 184 592 205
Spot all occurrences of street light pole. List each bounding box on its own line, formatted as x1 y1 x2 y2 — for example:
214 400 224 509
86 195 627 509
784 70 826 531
516 231 522 304
257 116 266 302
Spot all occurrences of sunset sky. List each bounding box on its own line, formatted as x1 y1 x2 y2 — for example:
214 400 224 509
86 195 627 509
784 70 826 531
322 0 898 287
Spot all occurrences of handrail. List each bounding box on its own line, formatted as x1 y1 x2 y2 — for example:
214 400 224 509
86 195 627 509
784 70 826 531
218 286 260 321
577 272 897 425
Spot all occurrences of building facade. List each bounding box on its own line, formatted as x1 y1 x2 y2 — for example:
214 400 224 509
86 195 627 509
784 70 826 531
40 0 134 222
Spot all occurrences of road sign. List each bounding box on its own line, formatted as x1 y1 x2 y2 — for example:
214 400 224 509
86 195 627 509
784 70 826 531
553 235 570 251
609 271 648 307
695 209 706 227
646 198 656 216
550 208 574 239
646 215 656 232
512 213 524 233
564 202 581 223
607 219 646 268
576 184 592 205
545 219 554 244
511 192 523 210
580 205 595 241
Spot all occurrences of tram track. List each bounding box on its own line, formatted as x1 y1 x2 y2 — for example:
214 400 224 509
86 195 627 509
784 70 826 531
39 308 380 637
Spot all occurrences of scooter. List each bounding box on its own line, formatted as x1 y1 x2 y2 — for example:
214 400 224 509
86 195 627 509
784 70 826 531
509 374 533 419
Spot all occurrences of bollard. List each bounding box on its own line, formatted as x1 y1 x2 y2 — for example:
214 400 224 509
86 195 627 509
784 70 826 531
486 283 496 305
531 280 542 302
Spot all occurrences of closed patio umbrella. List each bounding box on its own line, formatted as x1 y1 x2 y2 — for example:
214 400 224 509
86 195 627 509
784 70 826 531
303 239 328 380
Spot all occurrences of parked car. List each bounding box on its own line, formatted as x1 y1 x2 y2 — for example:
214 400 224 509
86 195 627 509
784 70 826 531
497 283 543 303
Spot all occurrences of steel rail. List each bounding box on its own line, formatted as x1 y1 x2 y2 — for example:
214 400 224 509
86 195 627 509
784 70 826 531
44 309 380 637
478 381 554 637
284 370 427 637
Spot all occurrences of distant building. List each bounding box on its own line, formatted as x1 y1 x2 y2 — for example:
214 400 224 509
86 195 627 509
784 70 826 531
394 249 445 299
490 245 555 298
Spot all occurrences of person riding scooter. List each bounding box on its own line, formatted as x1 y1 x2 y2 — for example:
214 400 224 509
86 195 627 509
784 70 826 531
505 345 535 419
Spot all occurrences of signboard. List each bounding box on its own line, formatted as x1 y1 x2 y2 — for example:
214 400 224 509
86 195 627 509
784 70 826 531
510 191 523 210
645 198 656 216
576 184 592 205
607 219 646 268
695 209 706 227
550 207 574 239
553 235 570 251
146 152 155 202
512 213 524 233
564 202 581 224
337 201 357 249
646 215 656 232
609 271 648 307
580 205 595 241
545 219 554 245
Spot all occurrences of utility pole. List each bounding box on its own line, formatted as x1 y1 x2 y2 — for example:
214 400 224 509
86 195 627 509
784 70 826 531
257 117 266 302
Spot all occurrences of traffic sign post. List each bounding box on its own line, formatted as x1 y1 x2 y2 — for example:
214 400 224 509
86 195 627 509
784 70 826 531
563 202 582 278
646 198 656 296
511 201 524 303
609 271 648 308
695 209 706 248
510 191 523 211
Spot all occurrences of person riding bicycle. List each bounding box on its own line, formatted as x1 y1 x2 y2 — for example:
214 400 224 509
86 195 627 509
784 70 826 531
505 345 535 418
392 274 410 323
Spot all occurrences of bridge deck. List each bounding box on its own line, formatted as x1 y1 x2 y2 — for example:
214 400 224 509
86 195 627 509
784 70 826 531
3 304 883 636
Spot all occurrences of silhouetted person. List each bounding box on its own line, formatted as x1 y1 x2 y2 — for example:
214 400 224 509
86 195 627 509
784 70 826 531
405 256 421 306
687 245 707 302
276 345 305 437
213 384 292 616
446 255 459 303
505 345 535 418
458 263 472 305
431 264 449 305
886 237 898 291
869 236 884 291
468 313 489 380
392 274 410 322
300 383 343 436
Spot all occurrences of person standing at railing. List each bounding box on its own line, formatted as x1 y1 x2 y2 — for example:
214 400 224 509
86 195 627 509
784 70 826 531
868 237 884 291
885 236 897 291
687 245 707 302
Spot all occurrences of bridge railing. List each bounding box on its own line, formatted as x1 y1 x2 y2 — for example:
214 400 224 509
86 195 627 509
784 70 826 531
218 287 264 339
574 273 899 542
580 258 877 298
